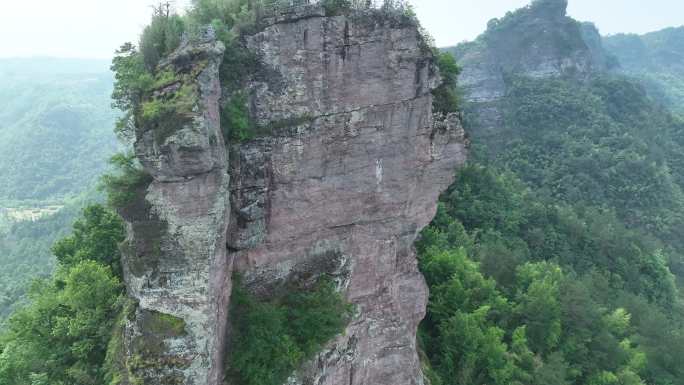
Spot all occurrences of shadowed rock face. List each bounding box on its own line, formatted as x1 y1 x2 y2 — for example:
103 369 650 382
119 39 231 385
228 10 467 385
117 7 467 385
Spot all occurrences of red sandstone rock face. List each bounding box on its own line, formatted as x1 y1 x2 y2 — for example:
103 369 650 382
119 8 467 385
119 38 231 385
228 9 467 385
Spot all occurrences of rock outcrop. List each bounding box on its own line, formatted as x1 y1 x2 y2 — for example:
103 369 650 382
229 8 467 385
118 38 231 385
447 0 612 154
452 0 609 103
117 5 467 385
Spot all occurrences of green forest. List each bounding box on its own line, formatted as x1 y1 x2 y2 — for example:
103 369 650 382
0 58 118 323
1 0 684 384
0 59 118 201
416 8 684 385
604 27 684 116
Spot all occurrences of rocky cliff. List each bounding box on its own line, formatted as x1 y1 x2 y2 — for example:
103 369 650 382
448 0 611 152
117 5 467 385
451 0 609 104
118 36 231 385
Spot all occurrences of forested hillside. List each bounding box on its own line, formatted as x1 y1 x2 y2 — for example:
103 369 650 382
0 59 118 322
0 59 118 201
420 1 684 385
604 27 684 116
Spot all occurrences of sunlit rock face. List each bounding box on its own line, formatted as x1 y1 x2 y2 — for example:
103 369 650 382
228 8 467 385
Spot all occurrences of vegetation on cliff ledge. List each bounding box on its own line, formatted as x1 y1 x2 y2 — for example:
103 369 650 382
227 277 353 385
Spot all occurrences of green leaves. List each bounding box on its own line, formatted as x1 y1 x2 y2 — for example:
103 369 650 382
514 262 563 354
0 204 125 385
494 75 684 248
52 205 125 278
436 307 514 385
140 13 185 71
0 261 121 385
228 278 352 385
99 152 152 210
416 165 670 385
433 52 461 114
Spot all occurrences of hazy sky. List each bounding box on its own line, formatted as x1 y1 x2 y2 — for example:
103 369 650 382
0 0 681 58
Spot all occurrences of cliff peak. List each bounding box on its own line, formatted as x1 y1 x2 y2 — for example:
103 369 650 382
452 0 610 102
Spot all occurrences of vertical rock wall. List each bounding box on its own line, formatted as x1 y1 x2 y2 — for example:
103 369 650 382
117 6 468 385
118 39 231 385
228 8 467 385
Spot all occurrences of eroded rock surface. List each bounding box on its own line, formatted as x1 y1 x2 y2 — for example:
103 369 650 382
119 38 231 385
228 9 467 385
117 7 467 385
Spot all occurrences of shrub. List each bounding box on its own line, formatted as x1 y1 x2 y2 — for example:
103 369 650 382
99 153 152 209
111 43 154 142
227 277 353 385
51 205 126 279
141 84 197 143
222 92 253 142
432 52 461 114
321 0 352 15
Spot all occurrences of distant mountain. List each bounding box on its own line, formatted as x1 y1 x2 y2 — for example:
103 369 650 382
604 27 684 115
448 0 684 245
0 58 118 202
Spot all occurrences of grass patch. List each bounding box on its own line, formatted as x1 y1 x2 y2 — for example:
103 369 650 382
140 84 197 144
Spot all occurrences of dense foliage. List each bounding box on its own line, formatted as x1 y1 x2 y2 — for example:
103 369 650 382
227 279 353 385
471 75 684 249
423 6 684 383
0 202 78 322
99 152 152 209
51 205 125 279
0 205 125 385
418 165 684 385
432 52 461 115
604 27 684 116
0 58 119 322
420 41 684 383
